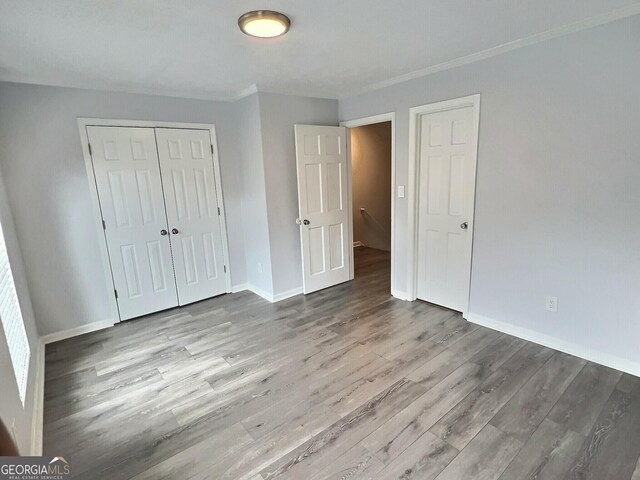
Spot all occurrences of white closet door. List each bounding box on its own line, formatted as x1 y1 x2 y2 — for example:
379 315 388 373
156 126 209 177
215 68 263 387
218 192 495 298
416 105 477 312
294 125 351 294
155 128 228 305
87 126 178 320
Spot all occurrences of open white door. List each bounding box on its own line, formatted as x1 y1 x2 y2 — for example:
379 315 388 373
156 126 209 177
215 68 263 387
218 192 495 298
294 125 351 294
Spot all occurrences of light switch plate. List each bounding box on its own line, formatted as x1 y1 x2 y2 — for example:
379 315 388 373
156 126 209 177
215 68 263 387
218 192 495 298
397 185 405 198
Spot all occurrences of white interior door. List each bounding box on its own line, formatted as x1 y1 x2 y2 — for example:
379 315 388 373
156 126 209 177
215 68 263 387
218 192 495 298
294 125 351 294
87 126 178 320
155 128 228 305
416 104 478 312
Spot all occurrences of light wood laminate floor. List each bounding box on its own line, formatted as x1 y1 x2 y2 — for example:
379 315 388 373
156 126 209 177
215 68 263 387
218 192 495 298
44 247 640 479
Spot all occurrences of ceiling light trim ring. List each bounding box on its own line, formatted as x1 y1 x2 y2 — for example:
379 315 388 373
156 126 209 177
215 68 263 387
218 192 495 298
238 10 291 38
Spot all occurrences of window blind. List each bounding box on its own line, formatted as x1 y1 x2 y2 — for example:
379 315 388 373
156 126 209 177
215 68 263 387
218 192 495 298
0 221 30 405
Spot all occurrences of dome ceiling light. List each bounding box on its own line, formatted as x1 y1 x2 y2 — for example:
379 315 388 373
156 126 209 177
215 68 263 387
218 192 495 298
238 10 291 38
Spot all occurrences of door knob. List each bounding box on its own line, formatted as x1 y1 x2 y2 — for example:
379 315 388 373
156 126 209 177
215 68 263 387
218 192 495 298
460 222 468 230
171 228 179 234
303 219 310 226
160 229 168 236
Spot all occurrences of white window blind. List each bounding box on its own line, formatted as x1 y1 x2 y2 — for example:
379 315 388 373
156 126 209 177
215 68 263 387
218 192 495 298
0 220 30 405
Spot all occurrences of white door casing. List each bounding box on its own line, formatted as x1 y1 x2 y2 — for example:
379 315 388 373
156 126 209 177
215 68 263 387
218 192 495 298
413 96 480 314
87 126 178 320
294 125 351 294
155 128 228 305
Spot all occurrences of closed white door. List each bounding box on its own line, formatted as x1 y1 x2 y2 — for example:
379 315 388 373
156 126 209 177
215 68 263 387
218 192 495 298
416 104 477 312
155 128 228 305
87 126 178 320
294 125 351 293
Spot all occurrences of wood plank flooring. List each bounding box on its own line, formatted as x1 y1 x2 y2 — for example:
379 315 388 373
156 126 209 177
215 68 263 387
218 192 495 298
44 247 640 479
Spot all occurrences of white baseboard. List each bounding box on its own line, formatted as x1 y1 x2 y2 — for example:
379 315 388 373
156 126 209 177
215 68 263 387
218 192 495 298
467 313 640 378
273 287 303 302
30 340 45 456
41 319 114 345
246 284 274 302
391 289 412 301
245 284 303 303
353 241 364 248
231 283 249 293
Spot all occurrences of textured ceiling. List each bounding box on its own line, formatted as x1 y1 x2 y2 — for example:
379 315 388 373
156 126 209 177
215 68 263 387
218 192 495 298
0 0 639 100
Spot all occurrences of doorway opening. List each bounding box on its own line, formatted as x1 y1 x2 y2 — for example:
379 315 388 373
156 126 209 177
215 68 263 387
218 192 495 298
349 121 391 276
349 121 392 281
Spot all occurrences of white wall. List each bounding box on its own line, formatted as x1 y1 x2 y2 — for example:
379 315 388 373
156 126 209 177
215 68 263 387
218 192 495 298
351 122 392 251
258 93 339 296
0 167 40 454
340 17 640 368
0 82 247 335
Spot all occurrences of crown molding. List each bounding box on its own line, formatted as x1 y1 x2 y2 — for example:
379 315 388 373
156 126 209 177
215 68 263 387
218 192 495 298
338 4 640 100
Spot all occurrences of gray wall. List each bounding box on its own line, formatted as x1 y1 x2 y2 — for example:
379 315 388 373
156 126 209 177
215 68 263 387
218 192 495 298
236 93 274 294
351 122 392 251
340 17 640 365
0 82 247 335
0 167 40 454
258 93 339 295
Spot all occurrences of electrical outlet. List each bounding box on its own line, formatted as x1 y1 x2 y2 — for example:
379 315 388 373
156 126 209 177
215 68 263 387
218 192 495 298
545 296 558 312
397 185 405 198
257 262 263 274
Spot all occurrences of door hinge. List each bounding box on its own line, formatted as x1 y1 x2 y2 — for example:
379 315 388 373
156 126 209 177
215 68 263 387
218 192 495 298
223 265 227 273
210 144 214 154
88 143 92 156
102 219 106 230
114 289 118 299
217 207 221 215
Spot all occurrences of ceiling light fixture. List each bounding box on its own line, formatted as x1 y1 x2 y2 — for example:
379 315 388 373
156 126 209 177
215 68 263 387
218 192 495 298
238 10 291 38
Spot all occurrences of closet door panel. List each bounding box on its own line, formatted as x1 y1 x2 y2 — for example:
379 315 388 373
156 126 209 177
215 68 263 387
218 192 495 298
87 126 178 320
155 128 227 305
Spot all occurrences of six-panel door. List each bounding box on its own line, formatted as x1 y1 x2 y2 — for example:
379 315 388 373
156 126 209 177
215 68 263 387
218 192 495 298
294 125 351 294
87 126 179 320
416 106 476 312
155 128 228 306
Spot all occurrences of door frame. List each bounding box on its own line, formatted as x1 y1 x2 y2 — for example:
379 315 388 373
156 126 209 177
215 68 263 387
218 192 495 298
340 112 397 295
77 118 232 323
407 94 481 318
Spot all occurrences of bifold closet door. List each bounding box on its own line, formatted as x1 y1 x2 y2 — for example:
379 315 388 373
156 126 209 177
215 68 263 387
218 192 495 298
155 128 228 305
87 126 179 320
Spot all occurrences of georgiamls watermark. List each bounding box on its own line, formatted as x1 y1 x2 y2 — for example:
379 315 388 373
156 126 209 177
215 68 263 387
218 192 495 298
0 456 70 479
